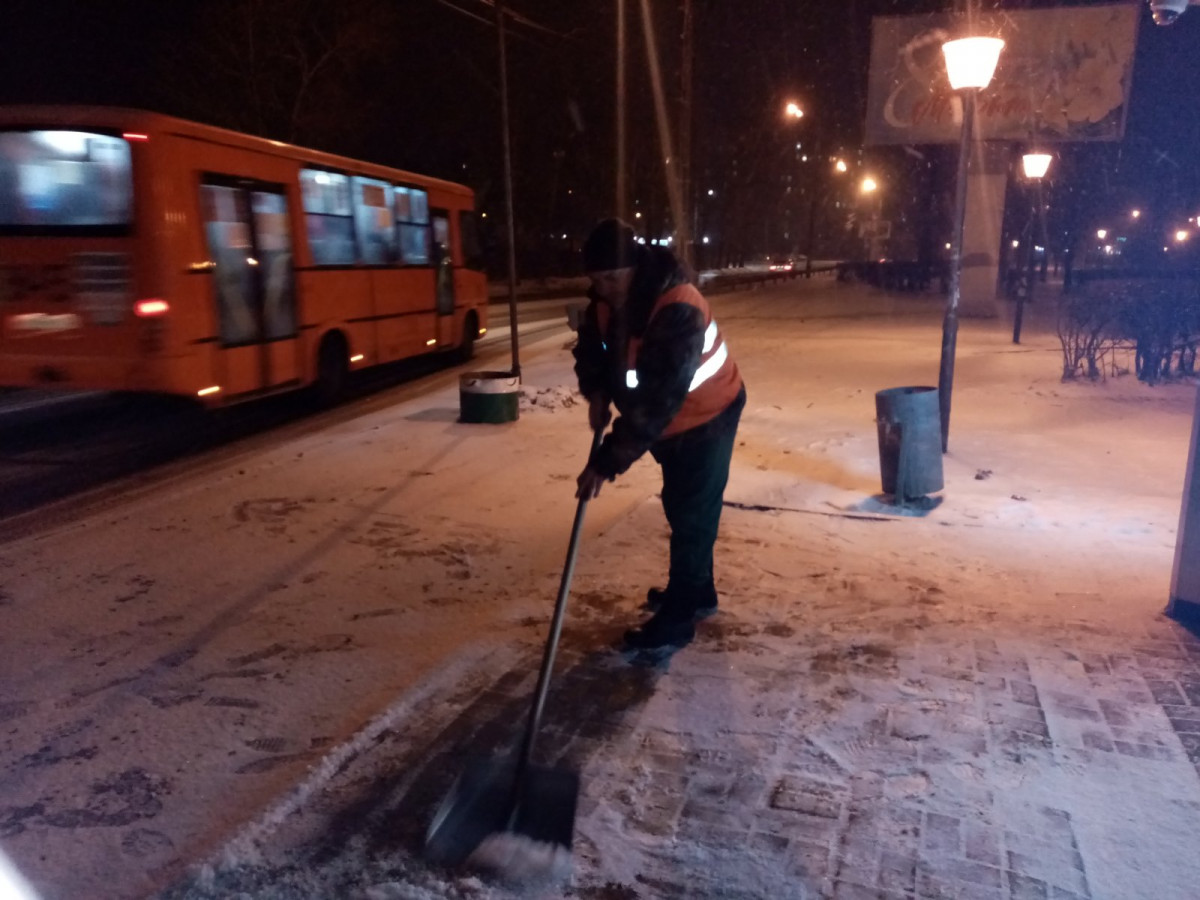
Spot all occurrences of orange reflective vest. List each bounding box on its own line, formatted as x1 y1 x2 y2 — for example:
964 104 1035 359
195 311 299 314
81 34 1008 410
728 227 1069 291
613 282 743 438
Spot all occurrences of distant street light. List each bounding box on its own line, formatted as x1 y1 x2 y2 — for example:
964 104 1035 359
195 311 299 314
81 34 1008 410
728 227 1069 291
1177 229 1190 242
1132 209 1142 219
782 100 827 274
1097 228 1108 240
858 176 883 259
835 158 848 173
1014 150 1052 344
937 34 1004 453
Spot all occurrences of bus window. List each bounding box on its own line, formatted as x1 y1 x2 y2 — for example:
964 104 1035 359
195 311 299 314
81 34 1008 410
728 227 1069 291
431 211 453 317
202 180 297 347
299 168 354 265
252 191 296 340
395 186 430 264
0 130 131 230
459 210 485 271
432 214 449 248
201 183 258 345
353 176 394 265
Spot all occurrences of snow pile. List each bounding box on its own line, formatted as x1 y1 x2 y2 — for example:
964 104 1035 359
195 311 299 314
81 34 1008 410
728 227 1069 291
464 833 573 887
518 385 582 413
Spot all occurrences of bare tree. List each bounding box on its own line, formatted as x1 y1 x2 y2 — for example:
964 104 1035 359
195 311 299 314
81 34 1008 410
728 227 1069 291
160 0 399 150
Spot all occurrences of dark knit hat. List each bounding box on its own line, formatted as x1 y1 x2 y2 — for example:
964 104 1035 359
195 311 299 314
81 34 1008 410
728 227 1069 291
582 218 642 271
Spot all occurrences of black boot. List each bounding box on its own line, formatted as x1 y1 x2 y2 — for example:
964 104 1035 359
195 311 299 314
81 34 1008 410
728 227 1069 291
645 585 718 620
623 607 696 653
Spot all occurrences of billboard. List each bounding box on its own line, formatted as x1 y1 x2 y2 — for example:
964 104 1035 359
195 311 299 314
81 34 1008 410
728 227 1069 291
865 4 1139 145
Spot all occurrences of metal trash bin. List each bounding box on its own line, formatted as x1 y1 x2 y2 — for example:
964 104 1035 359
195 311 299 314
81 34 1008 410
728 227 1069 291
459 371 520 424
875 386 944 501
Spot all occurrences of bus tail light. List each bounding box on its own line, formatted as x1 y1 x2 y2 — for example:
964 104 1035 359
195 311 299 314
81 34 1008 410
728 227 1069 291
136 299 169 353
135 299 169 317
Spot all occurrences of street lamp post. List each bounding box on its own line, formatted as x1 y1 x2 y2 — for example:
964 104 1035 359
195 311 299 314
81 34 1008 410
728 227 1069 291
860 175 881 260
783 101 812 269
783 101 843 274
1013 151 1052 344
937 35 1004 453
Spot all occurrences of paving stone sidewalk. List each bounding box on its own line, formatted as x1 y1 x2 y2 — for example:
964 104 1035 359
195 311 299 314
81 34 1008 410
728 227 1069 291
161 494 1200 900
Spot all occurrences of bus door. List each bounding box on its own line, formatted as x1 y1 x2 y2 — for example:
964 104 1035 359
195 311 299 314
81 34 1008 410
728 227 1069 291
200 177 300 398
431 210 456 346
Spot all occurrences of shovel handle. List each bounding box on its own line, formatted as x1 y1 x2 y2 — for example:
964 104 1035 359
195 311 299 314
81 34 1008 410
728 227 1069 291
511 428 603 795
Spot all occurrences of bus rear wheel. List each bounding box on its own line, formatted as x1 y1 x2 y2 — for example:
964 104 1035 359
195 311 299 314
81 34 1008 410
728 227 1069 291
314 333 349 406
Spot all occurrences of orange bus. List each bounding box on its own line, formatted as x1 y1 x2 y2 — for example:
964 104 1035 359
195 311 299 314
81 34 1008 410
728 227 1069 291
0 106 487 405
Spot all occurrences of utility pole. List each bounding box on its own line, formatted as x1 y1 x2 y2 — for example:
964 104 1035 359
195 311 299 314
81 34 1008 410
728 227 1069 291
637 0 684 257
678 0 693 268
496 0 520 378
616 0 627 221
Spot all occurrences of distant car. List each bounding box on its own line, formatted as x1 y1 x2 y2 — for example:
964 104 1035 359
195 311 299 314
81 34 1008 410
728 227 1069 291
768 258 794 272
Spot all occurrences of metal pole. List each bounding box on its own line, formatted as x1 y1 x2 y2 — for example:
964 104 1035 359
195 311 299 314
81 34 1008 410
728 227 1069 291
805 191 818 275
938 88 975 453
678 0 693 268
496 0 520 379
1013 169 1046 345
805 135 820 275
1013 194 1033 344
616 0 627 221
1036 178 1048 281
1012 252 1030 344
638 0 684 253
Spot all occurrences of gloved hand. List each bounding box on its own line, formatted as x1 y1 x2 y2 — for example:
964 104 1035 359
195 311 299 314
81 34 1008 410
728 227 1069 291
588 394 612 432
575 465 610 500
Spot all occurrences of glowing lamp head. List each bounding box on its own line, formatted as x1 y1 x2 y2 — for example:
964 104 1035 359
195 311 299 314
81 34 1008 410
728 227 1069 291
1022 153 1052 180
1149 0 1190 27
942 37 1005 90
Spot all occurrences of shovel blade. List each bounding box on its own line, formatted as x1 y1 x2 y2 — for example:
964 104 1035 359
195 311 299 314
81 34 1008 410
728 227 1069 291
425 756 579 867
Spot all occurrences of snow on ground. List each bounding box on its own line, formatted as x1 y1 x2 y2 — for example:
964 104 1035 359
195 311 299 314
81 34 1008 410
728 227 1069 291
2 279 1199 900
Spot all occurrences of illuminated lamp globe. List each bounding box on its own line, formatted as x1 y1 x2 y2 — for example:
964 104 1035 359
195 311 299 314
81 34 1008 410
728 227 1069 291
1022 152 1052 180
942 37 1005 90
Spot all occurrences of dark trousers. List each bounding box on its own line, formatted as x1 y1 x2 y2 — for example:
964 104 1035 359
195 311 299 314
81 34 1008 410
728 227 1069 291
649 388 745 614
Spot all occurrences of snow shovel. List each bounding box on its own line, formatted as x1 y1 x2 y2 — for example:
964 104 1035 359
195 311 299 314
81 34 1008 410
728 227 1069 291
424 429 604 872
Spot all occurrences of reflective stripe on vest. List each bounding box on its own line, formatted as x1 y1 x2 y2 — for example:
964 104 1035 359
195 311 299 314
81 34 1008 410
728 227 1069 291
626 319 724 392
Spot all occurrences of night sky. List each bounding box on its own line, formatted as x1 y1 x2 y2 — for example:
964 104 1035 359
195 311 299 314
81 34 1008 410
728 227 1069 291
1 1 1198 263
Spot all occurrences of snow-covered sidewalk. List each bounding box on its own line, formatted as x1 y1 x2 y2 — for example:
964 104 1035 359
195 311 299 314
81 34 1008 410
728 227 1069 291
167 284 1200 899
3 281 1199 900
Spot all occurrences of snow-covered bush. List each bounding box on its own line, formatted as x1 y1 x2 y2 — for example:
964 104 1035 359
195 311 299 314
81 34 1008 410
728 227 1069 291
1059 275 1200 384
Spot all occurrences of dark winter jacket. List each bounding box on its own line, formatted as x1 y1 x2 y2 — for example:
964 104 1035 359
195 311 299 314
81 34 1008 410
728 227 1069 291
573 246 742 478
